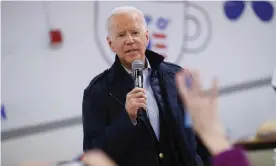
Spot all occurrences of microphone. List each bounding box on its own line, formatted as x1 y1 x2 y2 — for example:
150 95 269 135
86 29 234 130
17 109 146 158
132 60 146 119
272 68 276 91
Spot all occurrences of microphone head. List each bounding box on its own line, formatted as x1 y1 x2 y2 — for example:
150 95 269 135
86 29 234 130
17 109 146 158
272 68 276 88
132 60 144 71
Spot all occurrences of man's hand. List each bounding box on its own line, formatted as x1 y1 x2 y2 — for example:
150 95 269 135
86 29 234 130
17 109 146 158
125 87 147 120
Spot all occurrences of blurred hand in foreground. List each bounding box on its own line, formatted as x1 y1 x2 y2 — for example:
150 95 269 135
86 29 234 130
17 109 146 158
82 150 117 166
176 69 231 155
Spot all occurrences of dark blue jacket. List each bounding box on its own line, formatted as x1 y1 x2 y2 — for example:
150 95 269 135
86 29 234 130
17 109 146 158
82 50 205 166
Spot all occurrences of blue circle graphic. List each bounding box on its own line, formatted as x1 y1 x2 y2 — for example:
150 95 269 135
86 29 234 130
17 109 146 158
252 1 274 22
224 1 245 21
224 1 274 22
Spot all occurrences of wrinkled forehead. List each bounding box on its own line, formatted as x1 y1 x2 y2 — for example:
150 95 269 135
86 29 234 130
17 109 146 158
109 12 144 33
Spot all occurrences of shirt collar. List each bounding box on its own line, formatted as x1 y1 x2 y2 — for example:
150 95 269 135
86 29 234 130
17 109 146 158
122 58 151 74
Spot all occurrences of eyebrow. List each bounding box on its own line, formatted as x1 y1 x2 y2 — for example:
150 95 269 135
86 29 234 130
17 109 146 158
116 31 125 34
114 27 141 35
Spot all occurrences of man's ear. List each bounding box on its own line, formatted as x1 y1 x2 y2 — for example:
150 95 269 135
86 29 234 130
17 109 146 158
106 36 115 52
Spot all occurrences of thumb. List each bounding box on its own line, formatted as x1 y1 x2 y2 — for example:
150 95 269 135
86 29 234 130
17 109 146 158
211 77 219 98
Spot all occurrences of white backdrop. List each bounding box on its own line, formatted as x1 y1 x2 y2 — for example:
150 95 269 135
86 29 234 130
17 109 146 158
1 1 276 166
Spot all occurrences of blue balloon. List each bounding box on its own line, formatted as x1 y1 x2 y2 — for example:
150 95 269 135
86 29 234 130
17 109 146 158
252 1 274 22
224 1 245 21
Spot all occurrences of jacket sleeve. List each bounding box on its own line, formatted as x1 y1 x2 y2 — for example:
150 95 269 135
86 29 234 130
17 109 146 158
82 84 136 161
212 148 250 166
195 135 212 166
178 96 212 165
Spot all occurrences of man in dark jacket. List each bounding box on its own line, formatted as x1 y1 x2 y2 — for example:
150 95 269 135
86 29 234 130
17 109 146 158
82 6 204 166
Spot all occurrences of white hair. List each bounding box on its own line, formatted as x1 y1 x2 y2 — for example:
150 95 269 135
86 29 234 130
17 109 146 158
105 6 148 35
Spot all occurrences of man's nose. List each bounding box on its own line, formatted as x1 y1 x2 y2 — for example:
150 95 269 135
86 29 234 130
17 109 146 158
125 34 134 44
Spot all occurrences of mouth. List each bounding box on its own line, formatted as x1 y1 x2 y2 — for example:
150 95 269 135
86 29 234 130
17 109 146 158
124 49 139 53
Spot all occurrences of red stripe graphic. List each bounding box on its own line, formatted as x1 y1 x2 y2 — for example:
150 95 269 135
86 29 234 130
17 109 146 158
153 33 166 39
155 44 167 49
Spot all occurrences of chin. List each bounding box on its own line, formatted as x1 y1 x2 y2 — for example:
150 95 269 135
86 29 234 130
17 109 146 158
127 54 143 62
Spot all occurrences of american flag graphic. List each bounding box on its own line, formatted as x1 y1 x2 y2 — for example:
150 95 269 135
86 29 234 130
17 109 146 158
145 15 170 58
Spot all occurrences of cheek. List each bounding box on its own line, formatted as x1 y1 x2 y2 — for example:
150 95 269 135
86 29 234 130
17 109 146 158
142 37 148 47
113 42 124 52
139 39 147 50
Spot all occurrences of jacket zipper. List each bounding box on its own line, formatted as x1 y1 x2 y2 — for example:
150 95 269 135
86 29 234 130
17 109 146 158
108 93 124 106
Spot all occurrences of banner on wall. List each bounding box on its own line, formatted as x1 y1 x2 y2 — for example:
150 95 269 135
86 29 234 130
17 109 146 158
94 1 212 66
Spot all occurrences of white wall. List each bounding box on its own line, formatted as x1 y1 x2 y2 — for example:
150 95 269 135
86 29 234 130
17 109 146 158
1 1 276 166
1 2 102 165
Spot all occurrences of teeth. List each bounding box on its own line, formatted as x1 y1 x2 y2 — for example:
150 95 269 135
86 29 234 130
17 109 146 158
126 50 136 53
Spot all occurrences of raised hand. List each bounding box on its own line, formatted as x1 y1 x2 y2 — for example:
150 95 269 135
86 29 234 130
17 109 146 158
176 69 231 155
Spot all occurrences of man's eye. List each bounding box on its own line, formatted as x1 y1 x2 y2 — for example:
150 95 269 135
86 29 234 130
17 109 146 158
118 34 125 37
132 31 139 35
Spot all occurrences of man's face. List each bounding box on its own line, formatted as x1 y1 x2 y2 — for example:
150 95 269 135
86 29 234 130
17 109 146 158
107 12 149 69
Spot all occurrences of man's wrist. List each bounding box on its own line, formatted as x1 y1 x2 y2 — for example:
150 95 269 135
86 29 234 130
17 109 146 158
201 133 232 156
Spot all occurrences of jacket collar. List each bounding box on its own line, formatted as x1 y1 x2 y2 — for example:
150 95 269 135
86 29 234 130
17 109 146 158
106 50 165 105
144 49 164 69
